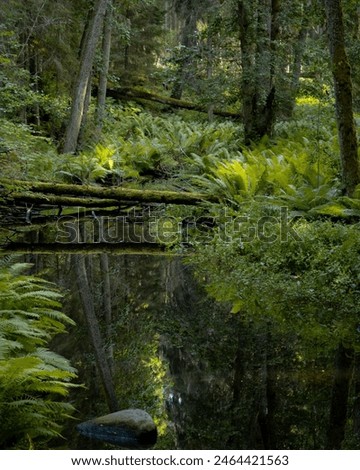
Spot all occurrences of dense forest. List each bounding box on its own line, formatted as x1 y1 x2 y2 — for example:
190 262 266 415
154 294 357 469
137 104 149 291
1 0 360 451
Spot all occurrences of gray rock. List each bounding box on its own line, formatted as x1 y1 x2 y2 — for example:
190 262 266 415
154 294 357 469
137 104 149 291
77 409 157 449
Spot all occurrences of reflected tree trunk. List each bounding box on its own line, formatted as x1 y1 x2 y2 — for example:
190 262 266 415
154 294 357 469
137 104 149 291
228 327 247 448
73 253 118 412
256 324 276 450
326 343 354 449
100 252 114 372
352 353 360 440
100 253 112 333
229 319 276 450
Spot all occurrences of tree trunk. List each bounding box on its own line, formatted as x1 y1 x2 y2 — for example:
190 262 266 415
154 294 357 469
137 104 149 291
281 25 307 119
237 0 280 145
62 0 108 154
96 1 113 136
73 253 119 412
324 0 360 196
326 343 354 449
77 73 93 151
170 6 198 100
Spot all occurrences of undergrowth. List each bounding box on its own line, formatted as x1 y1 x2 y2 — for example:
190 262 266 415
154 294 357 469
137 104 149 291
1 100 359 217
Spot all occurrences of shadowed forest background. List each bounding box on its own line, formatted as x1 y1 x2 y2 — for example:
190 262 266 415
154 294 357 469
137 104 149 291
1 0 360 450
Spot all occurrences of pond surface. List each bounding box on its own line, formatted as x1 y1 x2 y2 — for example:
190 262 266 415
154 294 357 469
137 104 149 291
28 252 356 451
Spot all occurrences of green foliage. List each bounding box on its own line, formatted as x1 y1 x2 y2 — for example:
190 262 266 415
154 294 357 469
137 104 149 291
67 104 242 186
111 0 166 86
188 208 360 354
0 118 60 180
0 260 78 449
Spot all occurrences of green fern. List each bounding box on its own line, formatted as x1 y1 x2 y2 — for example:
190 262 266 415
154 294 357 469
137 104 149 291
0 261 78 449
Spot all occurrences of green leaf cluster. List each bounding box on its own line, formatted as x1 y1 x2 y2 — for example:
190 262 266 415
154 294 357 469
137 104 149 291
0 260 78 449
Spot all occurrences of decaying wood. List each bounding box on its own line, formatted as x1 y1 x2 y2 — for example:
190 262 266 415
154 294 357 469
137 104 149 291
0 178 218 206
6 192 120 208
1 241 172 255
106 87 242 119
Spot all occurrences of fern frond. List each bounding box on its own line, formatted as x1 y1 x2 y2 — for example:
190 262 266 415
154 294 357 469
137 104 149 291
0 262 79 449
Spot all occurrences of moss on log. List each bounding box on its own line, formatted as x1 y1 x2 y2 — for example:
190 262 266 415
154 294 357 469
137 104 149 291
106 87 242 120
0 178 218 206
8 192 120 208
0 242 172 255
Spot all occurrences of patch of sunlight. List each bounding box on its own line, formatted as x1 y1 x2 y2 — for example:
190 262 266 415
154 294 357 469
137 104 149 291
296 96 321 106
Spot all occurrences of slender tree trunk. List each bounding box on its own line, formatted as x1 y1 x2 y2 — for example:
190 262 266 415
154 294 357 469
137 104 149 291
77 74 93 151
206 34 215 121
281 25 307 119
291 27 307 98
324 0 360 196
170 9 198 100
96 1 113 136
326 343 354 449
62 0 108 154
29 46 41 126
237 1 256 144
19 36 29 124
122 8 131 71
73 253 118 412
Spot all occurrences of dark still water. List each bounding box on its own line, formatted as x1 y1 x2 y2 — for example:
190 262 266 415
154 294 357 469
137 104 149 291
36 254 358 450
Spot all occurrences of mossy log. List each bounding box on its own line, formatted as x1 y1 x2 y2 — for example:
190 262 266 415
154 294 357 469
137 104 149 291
7 192 121 208
106 87 242 120
0 178 218 206
0 242 172 255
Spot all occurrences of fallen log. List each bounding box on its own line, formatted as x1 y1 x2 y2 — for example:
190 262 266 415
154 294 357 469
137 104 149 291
0 241 172 255
6 192 120 208
106 87 242 120
0 178 218 206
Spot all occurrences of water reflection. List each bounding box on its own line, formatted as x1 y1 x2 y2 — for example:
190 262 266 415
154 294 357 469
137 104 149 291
35 254 358 449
